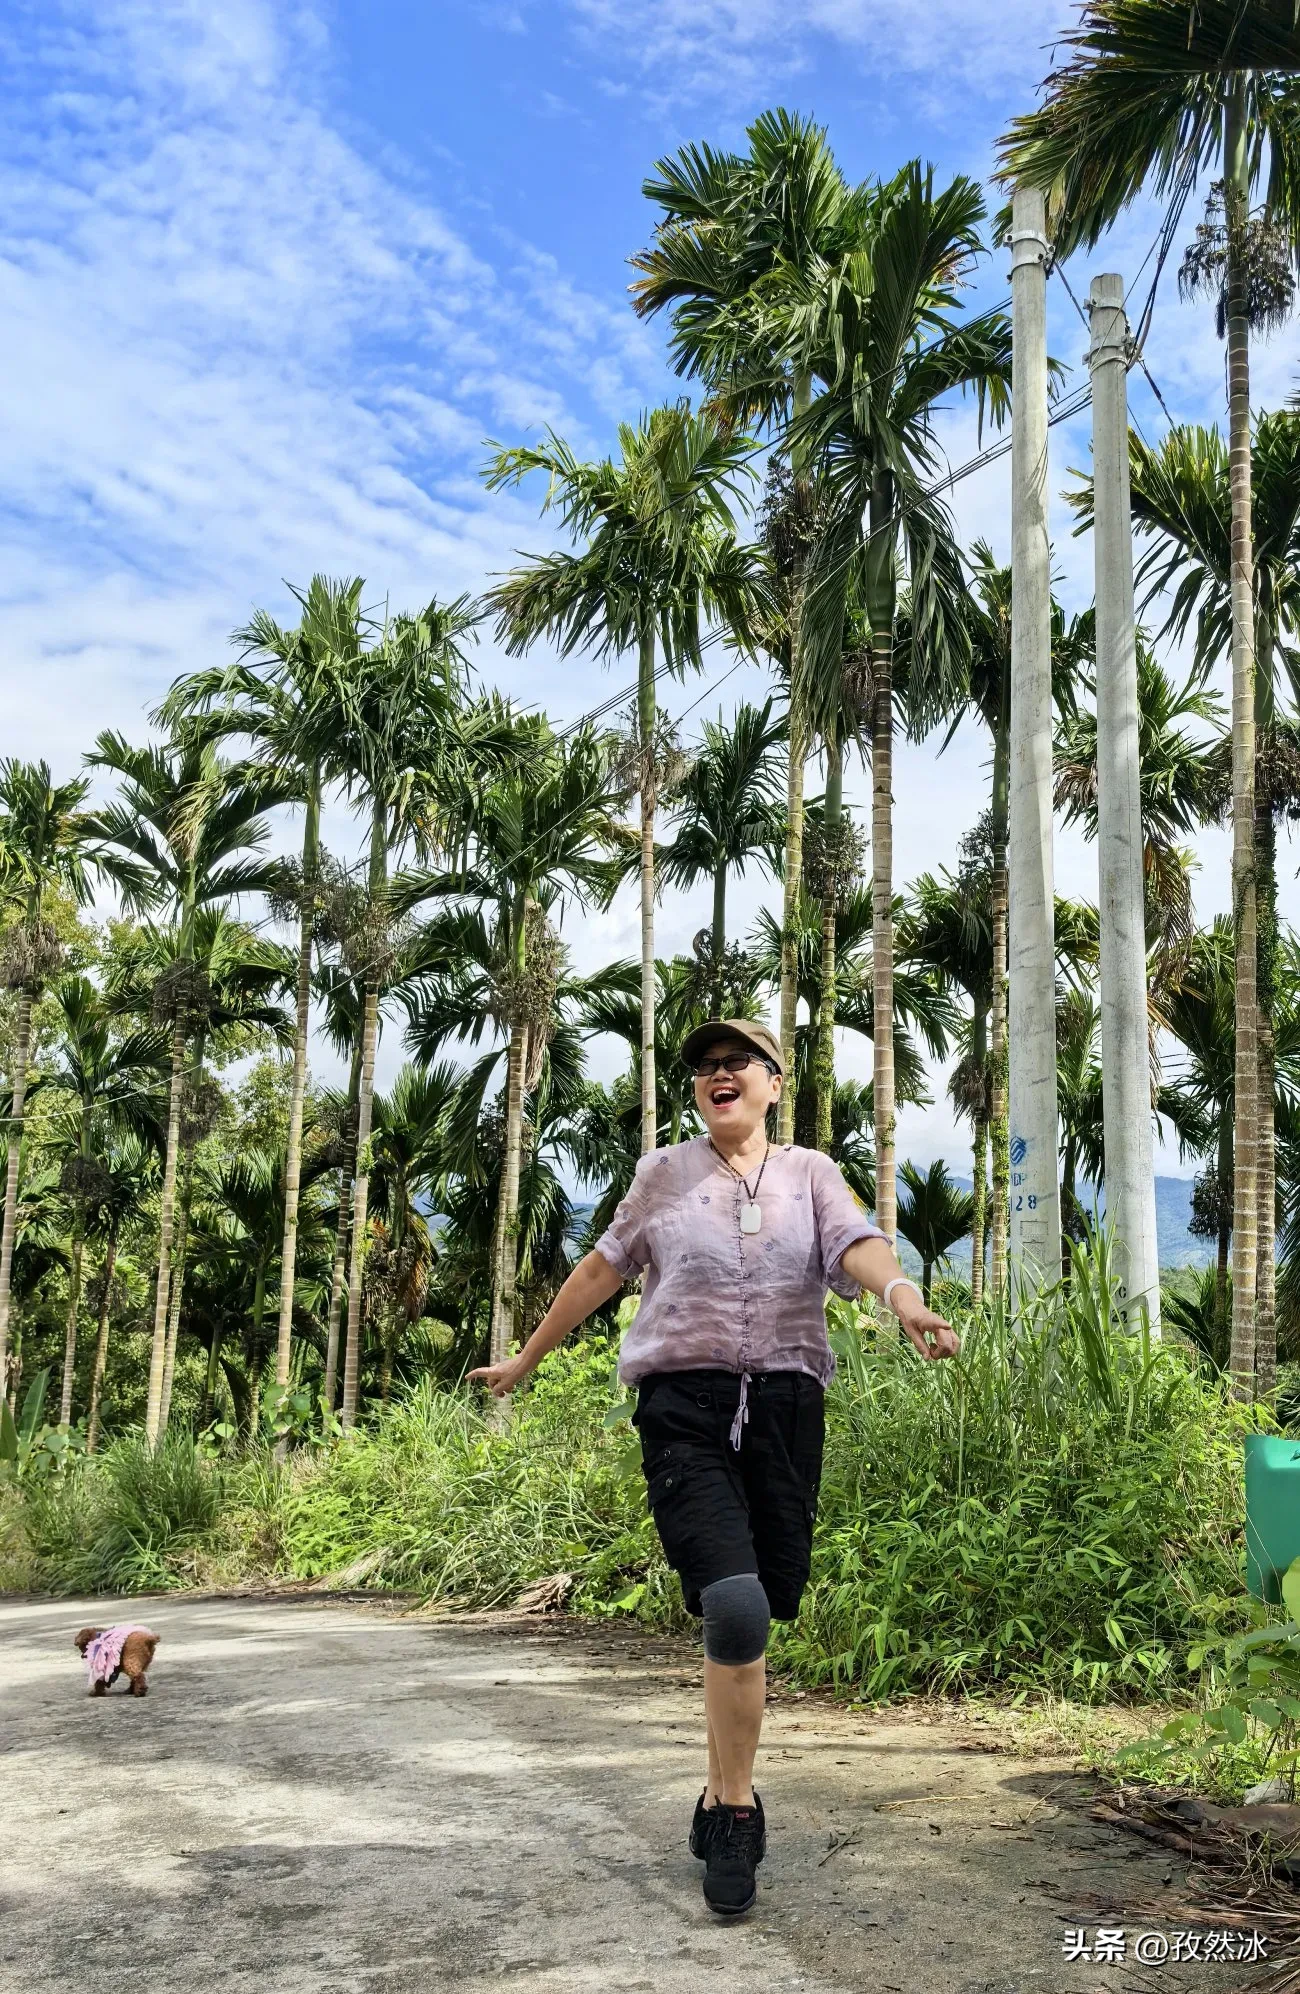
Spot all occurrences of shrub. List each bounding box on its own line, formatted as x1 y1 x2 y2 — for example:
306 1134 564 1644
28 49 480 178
780 1277 1247 1699
15 1434 224 1594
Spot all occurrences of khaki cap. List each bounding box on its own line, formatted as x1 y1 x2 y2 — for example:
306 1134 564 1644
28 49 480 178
680 1017 784 1075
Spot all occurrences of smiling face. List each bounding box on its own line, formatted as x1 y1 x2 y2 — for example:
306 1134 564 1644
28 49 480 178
693 1037 782 1147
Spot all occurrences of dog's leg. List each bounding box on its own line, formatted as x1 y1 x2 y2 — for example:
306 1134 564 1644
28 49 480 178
90 1681 107 1697
128 1673 148 1696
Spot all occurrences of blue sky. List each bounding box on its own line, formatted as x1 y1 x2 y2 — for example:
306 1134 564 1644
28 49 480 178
3 0 1297 1172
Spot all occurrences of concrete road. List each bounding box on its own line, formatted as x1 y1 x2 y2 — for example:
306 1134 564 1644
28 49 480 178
0 1595 1250 1992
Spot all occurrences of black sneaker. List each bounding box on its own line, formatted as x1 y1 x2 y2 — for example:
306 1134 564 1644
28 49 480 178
690 1790 766 1862
702 1796 767 1917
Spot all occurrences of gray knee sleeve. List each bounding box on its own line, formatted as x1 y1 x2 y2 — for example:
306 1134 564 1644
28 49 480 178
700 1573 771 1665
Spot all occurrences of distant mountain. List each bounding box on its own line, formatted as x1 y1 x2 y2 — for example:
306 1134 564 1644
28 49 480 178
900 1173 1213 1279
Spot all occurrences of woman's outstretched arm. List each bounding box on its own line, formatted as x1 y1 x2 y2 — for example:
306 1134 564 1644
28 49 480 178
467 1248 626 1397
838 1235 961 1360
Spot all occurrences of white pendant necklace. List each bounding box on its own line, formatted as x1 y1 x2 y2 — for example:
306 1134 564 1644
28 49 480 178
711 1140 771 1236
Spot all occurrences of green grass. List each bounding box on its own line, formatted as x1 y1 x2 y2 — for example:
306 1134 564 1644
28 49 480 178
11 1433 225 1594
0 1246 1260 1705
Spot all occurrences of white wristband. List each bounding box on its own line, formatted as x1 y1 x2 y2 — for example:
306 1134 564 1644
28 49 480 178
882 1276 923 1317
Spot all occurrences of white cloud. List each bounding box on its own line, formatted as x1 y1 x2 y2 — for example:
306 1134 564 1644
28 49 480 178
565 0 1078 112
0 0 667 769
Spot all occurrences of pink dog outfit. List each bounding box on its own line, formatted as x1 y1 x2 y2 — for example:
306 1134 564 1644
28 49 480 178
83 1624 153 1687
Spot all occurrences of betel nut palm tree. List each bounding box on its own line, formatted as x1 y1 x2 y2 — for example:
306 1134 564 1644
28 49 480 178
159 574 372 1432
0 760 97 1406
1000 0 1300 1387
655 697 786 1015
794 164 1012 1240
413 712 615 1372
85 726 289 1446
632 109 864 1133
895 1159 976 1305
322 599 482 1430
485 402 760 1159
803 608 872 1155
42 974 166 1426
898 866 994 1299
104 907 295 1439
84 1135 154 1454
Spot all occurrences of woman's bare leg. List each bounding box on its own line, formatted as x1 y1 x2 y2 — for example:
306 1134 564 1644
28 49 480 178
703 1655 765 1807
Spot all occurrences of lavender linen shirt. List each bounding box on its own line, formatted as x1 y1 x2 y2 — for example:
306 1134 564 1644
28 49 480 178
595 1136 887 1388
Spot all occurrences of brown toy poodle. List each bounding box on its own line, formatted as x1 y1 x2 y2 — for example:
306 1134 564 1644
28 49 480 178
73 1624 160 1696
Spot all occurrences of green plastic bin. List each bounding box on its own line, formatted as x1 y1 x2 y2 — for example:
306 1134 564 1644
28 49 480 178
1245 1433 1300 1603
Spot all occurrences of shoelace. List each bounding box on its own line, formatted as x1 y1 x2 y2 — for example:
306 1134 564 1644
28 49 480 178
716 1807 763 1857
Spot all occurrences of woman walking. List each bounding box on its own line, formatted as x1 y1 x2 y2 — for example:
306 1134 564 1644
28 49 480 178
470 1018 958 1917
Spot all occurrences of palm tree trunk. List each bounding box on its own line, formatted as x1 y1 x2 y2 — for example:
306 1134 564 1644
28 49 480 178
970 1004 989 1305
922 1256 934 1308
86 1231 117 1455
323 1183 350 1412
710 863 727 1015
638 626 658 1154
341 980 379 1431
58 1227 84 1427
275 766 320 1413
777 710 806 1146
814 732 843 1153
158 1147 194 1441
341 798 387 1432
58 1102 90 1430
1256 801 1278 1397
0 987 33 1402
487 1158 508 1361
324 1041 362 1414
1225 78 1258 1399
245 1252 269 1440
490 1019 528 1368
145 1018 187 1449
778 369 814 1142
490 881 530 1376
1216 1111 1233 1350
867 472 898 1242
989 724 1010 1300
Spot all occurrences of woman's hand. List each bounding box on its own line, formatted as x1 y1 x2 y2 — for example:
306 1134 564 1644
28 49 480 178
467 1355 529 1398
893 1293 960 1362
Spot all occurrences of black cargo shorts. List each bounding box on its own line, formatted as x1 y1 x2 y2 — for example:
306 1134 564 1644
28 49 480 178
634 1368 825 1620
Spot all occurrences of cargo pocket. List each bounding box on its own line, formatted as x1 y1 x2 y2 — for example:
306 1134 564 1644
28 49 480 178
644 1443 686 1506
642 1445 695 1571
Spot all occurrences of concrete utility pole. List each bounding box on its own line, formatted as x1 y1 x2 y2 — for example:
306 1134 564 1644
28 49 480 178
1008 184 1062 1287
1088 273 1161 1335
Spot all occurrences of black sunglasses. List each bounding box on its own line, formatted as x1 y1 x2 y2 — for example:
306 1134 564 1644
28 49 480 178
692 1051 779 1079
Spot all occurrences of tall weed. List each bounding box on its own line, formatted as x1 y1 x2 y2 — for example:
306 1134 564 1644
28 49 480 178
15 1435 224 1594
785 1279 1246 1698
